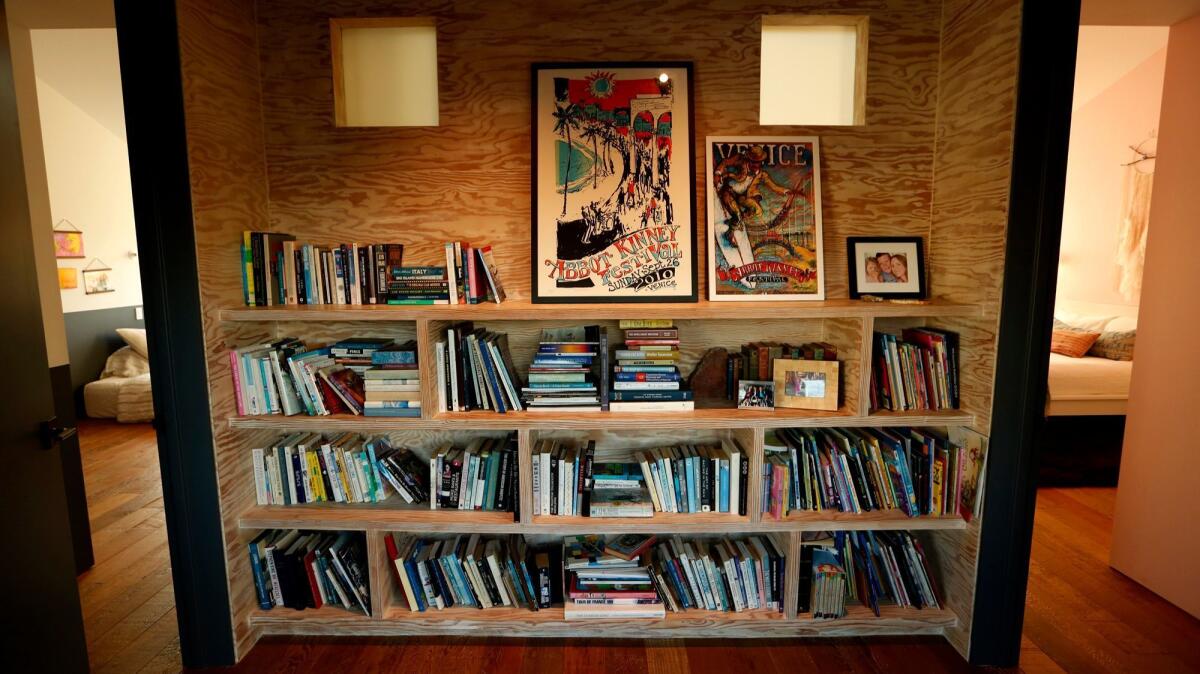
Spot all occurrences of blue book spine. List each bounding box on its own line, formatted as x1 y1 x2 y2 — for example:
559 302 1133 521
391 266 447 276
402 559 427 611
613 372 680 382
248 545 272 609
371 351 417 365
719 462 730 513
684 457 696 513
476 342 508 413
672 462 683 514
363 408 422 417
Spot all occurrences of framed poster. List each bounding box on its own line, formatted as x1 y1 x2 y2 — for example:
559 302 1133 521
532 62 697 303
847 236 927 299
53 219 85 259
706 137 825 301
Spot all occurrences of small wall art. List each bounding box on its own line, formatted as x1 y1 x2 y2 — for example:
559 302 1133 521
82 259 115 295
53 219 85 259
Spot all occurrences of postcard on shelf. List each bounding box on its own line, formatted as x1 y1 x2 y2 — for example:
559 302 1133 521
772 358 839 411
706 136 825 301
531 62 697 303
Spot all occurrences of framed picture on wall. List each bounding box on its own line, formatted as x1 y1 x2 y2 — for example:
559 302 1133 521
58 267 78 290
531 62 697 303
706 136 825 301
53 219 85 259
83 259 115 295
847 236 927 299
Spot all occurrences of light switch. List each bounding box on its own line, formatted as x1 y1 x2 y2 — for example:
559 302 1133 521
135 306 143 320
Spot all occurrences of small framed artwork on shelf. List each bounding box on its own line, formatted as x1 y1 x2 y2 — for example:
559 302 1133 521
531 61 698 303
847 236 927 299
773 358 839 411
706 136 825 301
736 379 774 410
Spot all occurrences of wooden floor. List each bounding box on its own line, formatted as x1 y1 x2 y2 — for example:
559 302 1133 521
75 420 1200 672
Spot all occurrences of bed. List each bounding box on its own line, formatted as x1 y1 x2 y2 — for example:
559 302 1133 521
1046 353 1133 416
82 328 155 423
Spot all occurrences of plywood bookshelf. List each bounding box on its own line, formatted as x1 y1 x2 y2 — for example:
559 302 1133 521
176 0 1019 662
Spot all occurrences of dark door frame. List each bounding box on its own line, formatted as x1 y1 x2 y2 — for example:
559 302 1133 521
968 0 1079 666
114 0 235 666
111 0 1077 668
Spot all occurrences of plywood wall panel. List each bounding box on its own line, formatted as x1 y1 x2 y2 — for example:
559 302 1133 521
176 0 274 660
926 0 1021 658
254 0 942 302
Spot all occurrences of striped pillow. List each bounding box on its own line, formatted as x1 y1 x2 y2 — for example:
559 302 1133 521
1050 329 1100 358
1088 329 1135 361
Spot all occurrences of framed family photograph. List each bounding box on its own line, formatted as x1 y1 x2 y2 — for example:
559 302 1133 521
706 136 825 301
772 359 839 411
531 62 697 303
847 236 927 299
736 380 774 410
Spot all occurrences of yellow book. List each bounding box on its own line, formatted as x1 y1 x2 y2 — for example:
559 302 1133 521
618 319 674 329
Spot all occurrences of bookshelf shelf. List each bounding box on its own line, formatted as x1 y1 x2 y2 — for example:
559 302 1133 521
247 604 955 638
237 505 964 533
227 409 975 432
219 298 983 323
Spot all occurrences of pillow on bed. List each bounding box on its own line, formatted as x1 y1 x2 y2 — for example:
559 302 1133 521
117 328 149 359
1050 329 1100 358
1088 329 1135 361
102 345 151 379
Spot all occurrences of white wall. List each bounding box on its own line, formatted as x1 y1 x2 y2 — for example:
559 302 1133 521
1055 26 1168 313
32 28 141 314
1110 12 1200 619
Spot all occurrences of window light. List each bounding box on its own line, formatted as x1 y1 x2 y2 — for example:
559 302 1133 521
759 15 868 126
331 18 439 127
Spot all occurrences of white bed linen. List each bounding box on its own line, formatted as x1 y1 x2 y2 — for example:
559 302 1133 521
1046 353 1133 416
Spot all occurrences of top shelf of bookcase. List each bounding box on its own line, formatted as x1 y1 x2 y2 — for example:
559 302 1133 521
219 298 983 322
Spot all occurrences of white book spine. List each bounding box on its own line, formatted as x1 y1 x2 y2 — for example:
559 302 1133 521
531 451 541 516
251 448 268 505
435 341 447 413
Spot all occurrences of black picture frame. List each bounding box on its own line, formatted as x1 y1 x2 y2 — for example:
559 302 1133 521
530 61 698 304
846 236 928 299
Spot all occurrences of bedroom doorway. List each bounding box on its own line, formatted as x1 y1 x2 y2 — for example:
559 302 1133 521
1023 1 1200 668
6 0 180 670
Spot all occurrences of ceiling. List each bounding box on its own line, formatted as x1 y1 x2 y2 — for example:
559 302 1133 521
29 29 128 140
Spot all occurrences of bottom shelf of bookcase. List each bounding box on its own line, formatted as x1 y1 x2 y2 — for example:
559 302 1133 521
247 604 957 638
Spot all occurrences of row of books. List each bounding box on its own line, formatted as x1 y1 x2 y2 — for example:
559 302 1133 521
562 534 786 618
230 337 420 417
725 340 838 400
429 434 520 515
239 235 509 306
251 434 427 506
760 427 987 520
434 322 524 413
799 530 941 619
522 326 608 412
385 533 544 612
247 530 370 614
870 328 960 411
611 321 693 412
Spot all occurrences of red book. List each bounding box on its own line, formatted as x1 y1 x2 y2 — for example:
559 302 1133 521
624 339 680 347
303 549 324 609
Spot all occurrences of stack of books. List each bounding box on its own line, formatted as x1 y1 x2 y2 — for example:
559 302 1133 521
760 427 986 520
798 530 942 618
250 434 428 506
650 535 786 613
428 434 520 517
726 341 838 401
531 441 654 518
436 322 523 413
522 326 607 413
238 234 509 306
563 535 665 619
632 441 748 515
247 530 370 615
363 340 421 418
611 319 692 411
870 328 960 411
384 533 542 612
